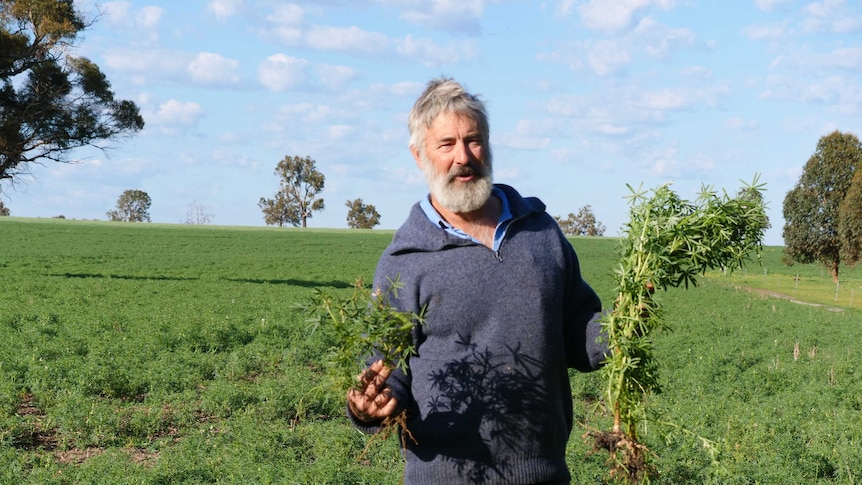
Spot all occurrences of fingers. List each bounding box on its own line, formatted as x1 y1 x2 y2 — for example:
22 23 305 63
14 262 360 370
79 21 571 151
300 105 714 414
347 360 398 423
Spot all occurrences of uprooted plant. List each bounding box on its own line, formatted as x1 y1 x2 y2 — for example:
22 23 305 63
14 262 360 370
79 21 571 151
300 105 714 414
299 277 425 456
587 176 769 483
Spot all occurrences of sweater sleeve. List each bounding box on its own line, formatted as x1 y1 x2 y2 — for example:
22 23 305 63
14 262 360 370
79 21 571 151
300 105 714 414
562 239 609 372
344 252 417 434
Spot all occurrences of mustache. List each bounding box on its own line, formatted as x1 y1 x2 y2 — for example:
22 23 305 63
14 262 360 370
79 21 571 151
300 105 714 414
447 164 487 182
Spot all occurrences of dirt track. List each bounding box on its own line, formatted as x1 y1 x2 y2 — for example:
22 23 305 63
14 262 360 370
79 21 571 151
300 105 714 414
733 285 845 313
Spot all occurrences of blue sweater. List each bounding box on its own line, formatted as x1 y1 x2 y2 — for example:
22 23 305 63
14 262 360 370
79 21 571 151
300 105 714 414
351 184 606 484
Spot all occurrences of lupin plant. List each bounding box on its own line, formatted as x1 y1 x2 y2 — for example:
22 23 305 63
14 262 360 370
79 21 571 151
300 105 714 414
590 176 769 483
300 277 425 450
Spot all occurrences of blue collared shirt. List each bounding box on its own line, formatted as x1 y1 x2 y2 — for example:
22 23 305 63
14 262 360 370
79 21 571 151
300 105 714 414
419 186 514 252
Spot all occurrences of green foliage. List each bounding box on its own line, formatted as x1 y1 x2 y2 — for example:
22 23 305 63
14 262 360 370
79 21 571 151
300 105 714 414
1 218 861 484
106 189 151 222
783 130 862 281
259 155 325 228
596 177 769 483
0 0 144 184
554 204 607 236
345 198 381 229
839 168 862 264
298 278 424 446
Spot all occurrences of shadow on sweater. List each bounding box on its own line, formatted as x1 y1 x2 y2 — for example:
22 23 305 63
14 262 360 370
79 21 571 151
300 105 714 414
408 334 556 483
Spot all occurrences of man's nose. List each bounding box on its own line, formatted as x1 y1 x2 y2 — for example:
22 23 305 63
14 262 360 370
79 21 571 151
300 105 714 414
453 140 474 165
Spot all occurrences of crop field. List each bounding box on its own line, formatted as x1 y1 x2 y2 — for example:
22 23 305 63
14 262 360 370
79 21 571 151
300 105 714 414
1 217 861 484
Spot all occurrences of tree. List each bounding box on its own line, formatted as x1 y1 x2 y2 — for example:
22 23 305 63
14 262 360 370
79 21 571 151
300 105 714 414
0 0 144 187
839 169 862 264
782 130 862 282
107 189 151 222
259 155 325 228
0 200 8 216
345 198 381 229
184 201 213 225
554 205 606 236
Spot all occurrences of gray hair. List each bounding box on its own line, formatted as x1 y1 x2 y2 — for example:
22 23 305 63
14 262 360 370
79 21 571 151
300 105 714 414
408 77 491 160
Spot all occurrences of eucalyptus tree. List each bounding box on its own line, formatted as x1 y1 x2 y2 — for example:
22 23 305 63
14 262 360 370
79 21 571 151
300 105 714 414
782 131 862 282
259 155 325 228
0 0 144 188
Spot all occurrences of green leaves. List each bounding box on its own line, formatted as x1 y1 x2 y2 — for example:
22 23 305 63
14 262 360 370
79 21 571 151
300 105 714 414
299 278 425 395
596 176 769 483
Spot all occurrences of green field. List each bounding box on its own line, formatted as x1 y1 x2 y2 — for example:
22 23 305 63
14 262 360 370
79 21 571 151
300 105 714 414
1 218 861 484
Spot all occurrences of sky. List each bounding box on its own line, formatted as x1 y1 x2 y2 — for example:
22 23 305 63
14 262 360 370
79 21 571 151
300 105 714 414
4 0 862 246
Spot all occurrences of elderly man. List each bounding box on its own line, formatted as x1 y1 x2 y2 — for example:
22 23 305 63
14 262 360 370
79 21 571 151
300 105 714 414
347 77 606 484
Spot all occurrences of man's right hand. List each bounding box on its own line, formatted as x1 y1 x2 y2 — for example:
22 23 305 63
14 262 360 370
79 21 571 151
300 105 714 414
347 360 399 423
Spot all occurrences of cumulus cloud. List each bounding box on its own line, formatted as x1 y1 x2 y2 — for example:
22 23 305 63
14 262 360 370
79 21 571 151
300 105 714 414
258 54 309 91
317 65 359 90
397 0 491 35
396 35 478 67
187 52 241 86
101 1 162 29
136 6 163 28
145 100 205 130
306 26 390 53
725 117 760 131
540 16 696 76
803 0 862 33
578 0 674 33
207 0 243 21
755 0 793 11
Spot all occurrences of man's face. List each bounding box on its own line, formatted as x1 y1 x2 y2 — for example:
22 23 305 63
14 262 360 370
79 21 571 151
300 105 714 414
413 111 493 214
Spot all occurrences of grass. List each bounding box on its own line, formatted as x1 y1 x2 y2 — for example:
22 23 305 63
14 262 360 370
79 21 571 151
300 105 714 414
1 218 861 483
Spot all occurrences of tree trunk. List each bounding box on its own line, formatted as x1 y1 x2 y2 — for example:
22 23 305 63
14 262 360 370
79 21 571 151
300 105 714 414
831 260 839 283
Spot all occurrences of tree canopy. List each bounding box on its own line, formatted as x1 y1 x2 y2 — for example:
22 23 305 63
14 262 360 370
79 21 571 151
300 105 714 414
259 155 325 228
345 198 380 229
107 189 151 222
0 0 144 188
782 130 862 281
0 200 8 216
554 205 606 236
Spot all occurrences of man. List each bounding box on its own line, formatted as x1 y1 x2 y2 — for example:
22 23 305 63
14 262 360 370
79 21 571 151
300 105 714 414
347 77 606 484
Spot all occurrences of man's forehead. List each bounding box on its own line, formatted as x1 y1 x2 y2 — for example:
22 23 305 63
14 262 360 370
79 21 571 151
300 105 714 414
429 111 480 132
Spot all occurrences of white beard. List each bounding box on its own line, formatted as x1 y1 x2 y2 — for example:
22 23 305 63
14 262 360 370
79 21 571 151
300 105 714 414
421 154 493 214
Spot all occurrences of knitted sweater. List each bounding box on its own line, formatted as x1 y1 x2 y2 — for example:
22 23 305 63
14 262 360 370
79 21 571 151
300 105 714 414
350 184 606 484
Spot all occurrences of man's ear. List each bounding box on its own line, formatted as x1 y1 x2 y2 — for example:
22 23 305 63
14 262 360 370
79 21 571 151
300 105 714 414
410 145 422 168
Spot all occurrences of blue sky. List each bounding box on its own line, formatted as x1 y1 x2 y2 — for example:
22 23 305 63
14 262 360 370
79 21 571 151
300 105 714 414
5 0 862 246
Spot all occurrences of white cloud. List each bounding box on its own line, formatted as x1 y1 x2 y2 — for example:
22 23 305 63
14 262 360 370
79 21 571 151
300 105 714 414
146 99 205 128
136 6 163 29
268 3 304 25
306 26 390 53
637 89 687 110
578 0 674 32
396 34 478 67
803 0 862 33
743 22 790 40
187 52 240 86
257 54 309 91
329 125 355 139
103 48 187 79
586 39 631 75
102 1 132 24
207 0 243 21
755 0 793 11
725 117 760 131
541 17 695 76
398 0 491 34
317 65 359 90
634 17 695 58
